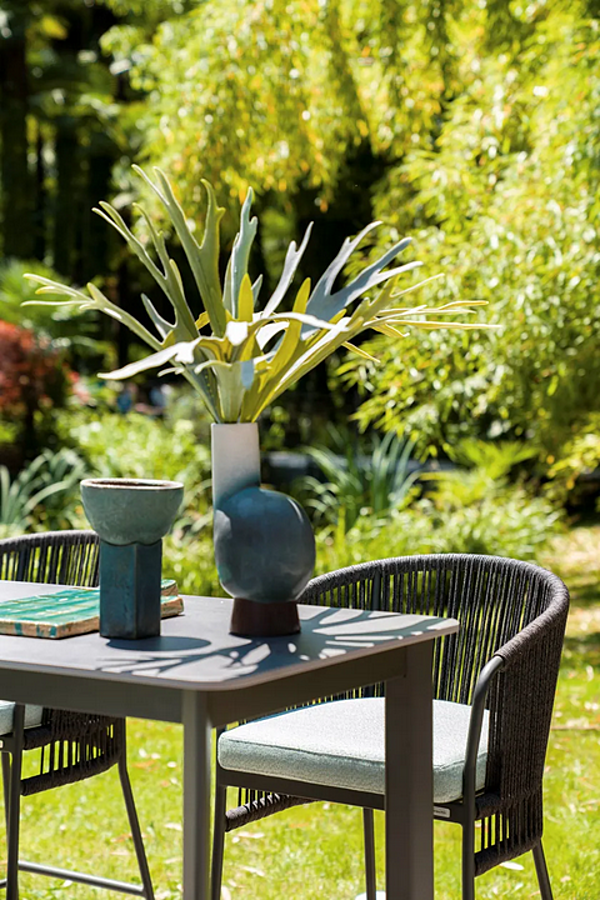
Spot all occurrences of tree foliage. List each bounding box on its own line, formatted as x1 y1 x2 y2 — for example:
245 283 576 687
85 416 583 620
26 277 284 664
102 0 600 456
2 0 599 458
102 0 463 218
346 6 600 456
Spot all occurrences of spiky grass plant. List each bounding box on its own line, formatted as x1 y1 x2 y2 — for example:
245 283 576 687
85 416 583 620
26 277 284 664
25 167 487 423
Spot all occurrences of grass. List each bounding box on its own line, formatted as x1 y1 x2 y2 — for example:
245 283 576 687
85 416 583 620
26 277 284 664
3 525 600 898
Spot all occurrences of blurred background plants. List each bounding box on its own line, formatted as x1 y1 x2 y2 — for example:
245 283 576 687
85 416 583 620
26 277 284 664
0 319 70 463
296 425 421 532
311 437 562 574
0 448 85 539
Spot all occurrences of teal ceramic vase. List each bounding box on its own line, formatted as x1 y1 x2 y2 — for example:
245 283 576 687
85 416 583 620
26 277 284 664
211 423 316 637
81 478 183 639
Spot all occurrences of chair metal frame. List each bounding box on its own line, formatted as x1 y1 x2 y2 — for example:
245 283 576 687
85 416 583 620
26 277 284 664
211 554 569 900
0 530 154 899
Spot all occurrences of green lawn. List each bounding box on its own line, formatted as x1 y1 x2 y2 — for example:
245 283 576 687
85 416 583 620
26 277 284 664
5 527 600 899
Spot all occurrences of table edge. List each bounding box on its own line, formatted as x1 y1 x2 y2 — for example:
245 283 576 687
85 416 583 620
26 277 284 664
0 584 459 693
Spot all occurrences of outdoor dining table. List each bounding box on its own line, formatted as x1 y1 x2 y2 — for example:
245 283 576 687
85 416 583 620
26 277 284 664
0 581 458 900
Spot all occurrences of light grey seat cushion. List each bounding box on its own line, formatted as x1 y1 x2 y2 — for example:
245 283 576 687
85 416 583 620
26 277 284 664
218 698 489 805
0 701 44 736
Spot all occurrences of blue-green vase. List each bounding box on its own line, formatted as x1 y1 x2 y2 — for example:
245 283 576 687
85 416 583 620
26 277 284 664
81 478 183 639
211 423 315 636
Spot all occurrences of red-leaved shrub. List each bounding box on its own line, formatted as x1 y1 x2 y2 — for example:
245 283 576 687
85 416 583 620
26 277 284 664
0 322 70 452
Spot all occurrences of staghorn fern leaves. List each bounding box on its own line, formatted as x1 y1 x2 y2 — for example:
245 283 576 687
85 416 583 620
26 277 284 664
24 167 489 423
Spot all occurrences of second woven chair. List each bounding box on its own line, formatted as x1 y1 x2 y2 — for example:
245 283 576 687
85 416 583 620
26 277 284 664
212 554 569 900
0 530 154 899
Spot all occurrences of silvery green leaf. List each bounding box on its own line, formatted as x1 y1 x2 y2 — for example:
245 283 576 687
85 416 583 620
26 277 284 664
213 362 244 422
305 221 380 312
133 167 227 336
22 299 85 307
256 321 288 349
305 232 415 327
86 283 163 350
301 261 422 339
343 259 422 302
270 311 351 331
94 202 165 289
141 293 173 340
252 274 263 306
271 318 351 391
174 341 200 364
23 275 87 299
99 340 198 380
223 187 258 318
103 308 125 322
263 222 313 315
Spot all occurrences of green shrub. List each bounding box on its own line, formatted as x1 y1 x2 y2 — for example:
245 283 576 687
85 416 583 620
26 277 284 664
297 425 420 532
0 449 86 534
546 415 600 508
162 530 223 598
315 440 561 573
315 488 561 575
0 259 109 366
59 408 211 488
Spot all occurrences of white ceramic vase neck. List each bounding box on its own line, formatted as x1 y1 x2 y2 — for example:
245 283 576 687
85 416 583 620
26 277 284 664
211 422 261 509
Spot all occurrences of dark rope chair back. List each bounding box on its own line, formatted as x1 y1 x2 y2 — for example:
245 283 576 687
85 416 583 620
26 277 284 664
0 529 100 589
214 553 568 900
301 554 568 876
0 530 115 790
0 530 154 897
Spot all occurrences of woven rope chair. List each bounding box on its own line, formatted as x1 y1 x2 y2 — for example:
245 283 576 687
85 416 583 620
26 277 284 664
212 554 569 900
0 530 154 898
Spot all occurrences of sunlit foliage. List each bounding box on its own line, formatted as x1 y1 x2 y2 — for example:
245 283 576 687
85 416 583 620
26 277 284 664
101 0 600 456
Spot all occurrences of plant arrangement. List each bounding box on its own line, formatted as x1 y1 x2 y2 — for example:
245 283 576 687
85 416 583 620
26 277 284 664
25 167 487 423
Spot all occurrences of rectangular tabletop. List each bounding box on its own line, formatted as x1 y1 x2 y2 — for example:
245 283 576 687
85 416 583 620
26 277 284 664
0 581 458 727
0 581 459 900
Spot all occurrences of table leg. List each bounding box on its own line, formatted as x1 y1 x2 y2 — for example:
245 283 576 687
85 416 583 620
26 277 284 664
182 693 212 900
385 643 434 900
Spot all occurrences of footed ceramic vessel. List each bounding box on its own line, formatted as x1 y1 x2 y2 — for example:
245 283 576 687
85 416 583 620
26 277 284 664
211 424 315 637
81 478 183 639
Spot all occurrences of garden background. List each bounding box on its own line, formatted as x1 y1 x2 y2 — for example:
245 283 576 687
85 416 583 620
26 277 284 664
0 0 599 897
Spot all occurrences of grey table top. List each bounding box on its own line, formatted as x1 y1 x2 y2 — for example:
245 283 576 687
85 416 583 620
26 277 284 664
0 581 458 693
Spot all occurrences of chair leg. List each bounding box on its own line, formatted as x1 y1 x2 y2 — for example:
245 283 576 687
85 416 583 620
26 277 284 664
2 751 11 833
211 784 227 900
5 705 25 900
461 819 476 900
117 753 155 899
532 841 553 900
362 807 377 900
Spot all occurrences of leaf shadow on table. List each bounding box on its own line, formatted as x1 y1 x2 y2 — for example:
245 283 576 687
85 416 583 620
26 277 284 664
95 608 450 683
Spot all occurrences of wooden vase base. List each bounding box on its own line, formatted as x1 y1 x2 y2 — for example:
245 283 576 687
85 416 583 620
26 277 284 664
229 597 301 637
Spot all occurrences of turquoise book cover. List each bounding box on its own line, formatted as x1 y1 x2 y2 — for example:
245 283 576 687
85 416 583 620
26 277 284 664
0 579 182 639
